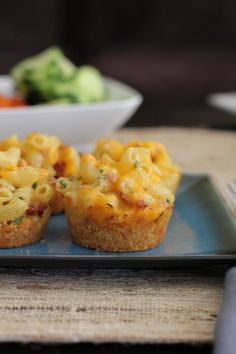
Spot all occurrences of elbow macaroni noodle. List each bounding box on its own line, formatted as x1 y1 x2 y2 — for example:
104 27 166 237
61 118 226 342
34 184 54 204
0 147 21 171
1 166 48 188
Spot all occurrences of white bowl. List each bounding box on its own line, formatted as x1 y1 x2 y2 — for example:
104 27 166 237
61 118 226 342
208 92 236 116
0 75 142 145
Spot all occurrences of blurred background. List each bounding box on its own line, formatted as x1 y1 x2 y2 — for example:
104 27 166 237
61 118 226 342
1 0 236 128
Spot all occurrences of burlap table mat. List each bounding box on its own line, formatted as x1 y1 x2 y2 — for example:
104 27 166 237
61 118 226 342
0 127 235 344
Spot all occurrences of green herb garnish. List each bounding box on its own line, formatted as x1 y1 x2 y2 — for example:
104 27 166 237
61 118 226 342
99 176 106 181
13 215 24 225
59 179 67 188
133 160 140 168
99 169 104 173
166 198 170 203
32 182 38 189
18 196 24 200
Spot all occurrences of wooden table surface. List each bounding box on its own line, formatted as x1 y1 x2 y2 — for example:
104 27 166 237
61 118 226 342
0 127 235 354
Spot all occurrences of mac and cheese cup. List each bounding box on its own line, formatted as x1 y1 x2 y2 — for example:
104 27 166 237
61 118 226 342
0 148 54 248
57 139 180 252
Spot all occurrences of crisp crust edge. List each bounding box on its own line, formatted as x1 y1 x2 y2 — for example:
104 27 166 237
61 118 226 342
0 207 51 248
66 205 173 252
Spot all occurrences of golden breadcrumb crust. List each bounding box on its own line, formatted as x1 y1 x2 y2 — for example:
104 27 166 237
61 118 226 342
0 207 51 248
50 192 64 214
65 205 173 252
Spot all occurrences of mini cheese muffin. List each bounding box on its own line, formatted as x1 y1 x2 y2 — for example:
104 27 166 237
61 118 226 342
57 139 180 252
0 148 54 248
0 132 80 214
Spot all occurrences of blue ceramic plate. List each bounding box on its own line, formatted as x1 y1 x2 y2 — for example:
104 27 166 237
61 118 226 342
0 173 236 268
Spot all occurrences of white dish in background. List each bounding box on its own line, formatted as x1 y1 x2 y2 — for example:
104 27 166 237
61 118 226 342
0 75 142 145
208 92 236 115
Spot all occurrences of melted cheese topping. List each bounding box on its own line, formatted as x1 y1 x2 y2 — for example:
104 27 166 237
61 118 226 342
0 133 80 177
58 139 180 222
0 148 54 223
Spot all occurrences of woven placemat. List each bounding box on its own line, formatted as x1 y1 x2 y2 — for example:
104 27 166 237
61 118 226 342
0 127 235 344
0 268 224 344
